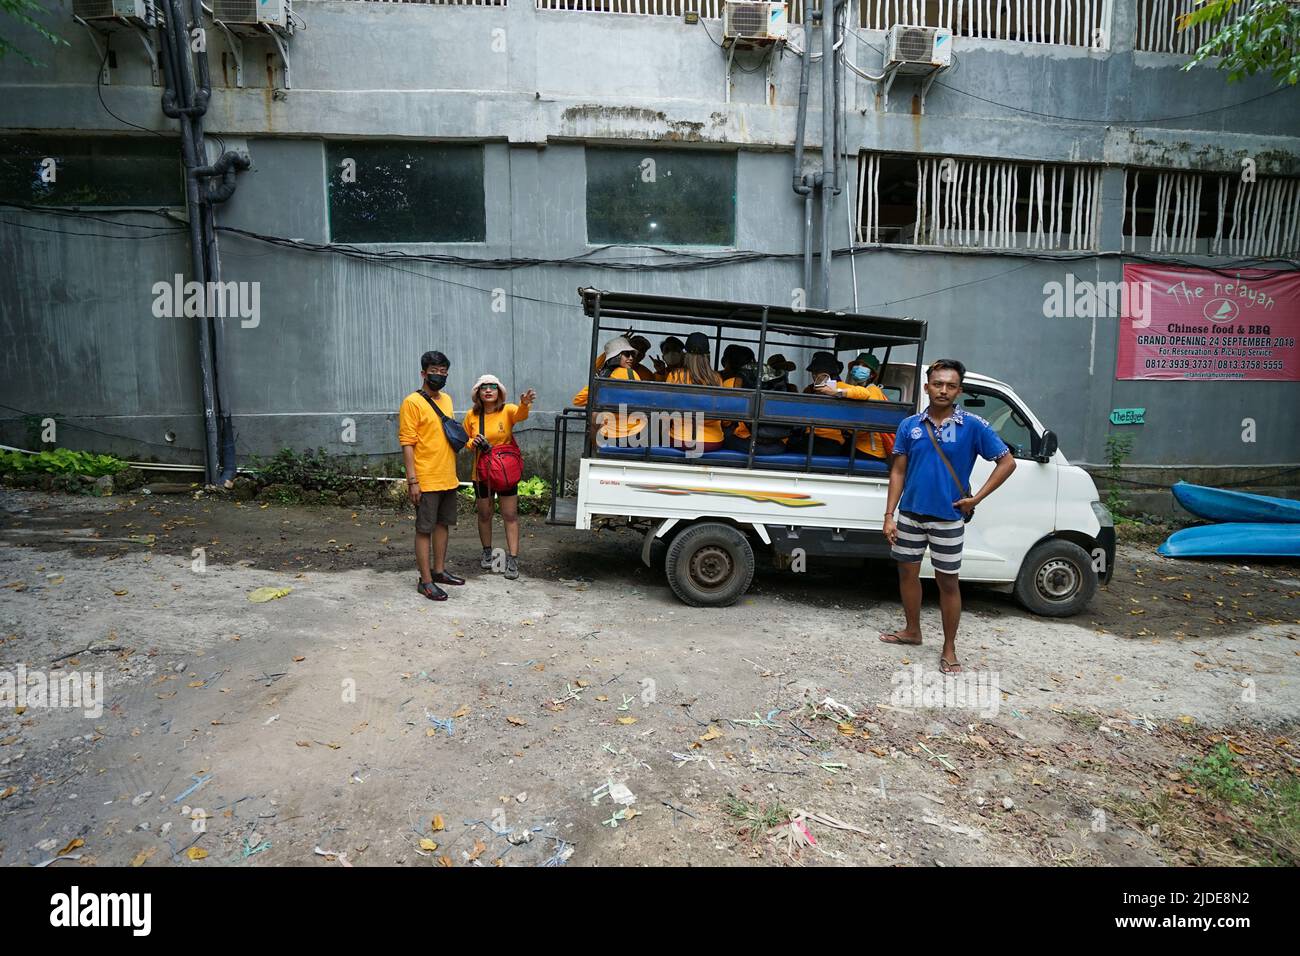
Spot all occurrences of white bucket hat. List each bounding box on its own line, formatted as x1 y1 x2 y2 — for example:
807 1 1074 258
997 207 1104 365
602 336 636 366
471 373 504 395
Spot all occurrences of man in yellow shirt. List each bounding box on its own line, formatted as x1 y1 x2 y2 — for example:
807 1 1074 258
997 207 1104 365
399 350 470 601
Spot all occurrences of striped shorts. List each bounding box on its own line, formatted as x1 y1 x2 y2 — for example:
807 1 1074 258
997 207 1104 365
891 511 965 574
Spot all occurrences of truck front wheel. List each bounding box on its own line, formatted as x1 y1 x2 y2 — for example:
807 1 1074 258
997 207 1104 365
1014 539 1098 617
664 522 755 608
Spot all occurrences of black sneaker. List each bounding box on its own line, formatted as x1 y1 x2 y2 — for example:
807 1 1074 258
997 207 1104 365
433 570 465 586
417 580 448 601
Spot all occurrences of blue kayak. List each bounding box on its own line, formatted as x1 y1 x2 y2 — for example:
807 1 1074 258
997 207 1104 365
1158 522 1300 558
1172 482 1300 524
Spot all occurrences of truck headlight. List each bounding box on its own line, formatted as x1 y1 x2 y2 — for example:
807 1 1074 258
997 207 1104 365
1091 501 1114 527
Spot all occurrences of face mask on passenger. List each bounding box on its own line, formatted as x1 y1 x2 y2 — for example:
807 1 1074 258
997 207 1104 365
848 365 871 384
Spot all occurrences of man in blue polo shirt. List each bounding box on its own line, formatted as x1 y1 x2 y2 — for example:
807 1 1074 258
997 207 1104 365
880 359 1017 674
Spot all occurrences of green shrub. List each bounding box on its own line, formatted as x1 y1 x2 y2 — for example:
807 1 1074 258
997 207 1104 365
0 448 128 478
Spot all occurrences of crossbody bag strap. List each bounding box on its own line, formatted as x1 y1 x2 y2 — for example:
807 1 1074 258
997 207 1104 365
924 419 970 499
476 406 487 471
418 389 447 421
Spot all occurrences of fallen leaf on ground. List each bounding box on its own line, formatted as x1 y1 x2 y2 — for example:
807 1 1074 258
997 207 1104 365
431 815 445 832
700 726 722 741
59 838 84 856
131 847 156 867
0 786 16 799
419 838 438 852
186 847 208 861
616 716 637 725
248 587 291 603
506 716 527 726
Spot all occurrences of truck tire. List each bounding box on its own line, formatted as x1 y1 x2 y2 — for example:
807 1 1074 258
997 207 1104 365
1014 538 1098 617
664 522 755 608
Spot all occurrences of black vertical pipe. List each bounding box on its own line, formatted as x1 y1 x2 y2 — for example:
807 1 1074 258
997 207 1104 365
161 0 220 485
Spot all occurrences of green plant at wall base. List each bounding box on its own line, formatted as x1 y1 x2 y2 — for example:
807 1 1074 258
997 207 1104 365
0 448 127 477
1103 433 1135 519
1181 0 1300 86
247 448 356 491
517 476 550 498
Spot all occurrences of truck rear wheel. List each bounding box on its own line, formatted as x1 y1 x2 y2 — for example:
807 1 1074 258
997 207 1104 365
664 522 755 608
1014 539 1097 617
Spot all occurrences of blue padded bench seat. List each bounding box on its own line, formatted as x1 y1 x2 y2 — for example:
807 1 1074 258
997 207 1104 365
598 445 890 476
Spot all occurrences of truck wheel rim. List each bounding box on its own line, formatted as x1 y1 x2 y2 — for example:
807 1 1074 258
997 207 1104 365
1036 558 1079 601
690 545 732 589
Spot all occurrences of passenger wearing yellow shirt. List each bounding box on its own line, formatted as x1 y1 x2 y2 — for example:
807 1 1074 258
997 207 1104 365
650 335 685 381
800 352 852 455
813 352 895 459
464 375 535 581
399 350 471 602
627 334 657 382
718 344 756 387
664 332 725 452
572 337 647 447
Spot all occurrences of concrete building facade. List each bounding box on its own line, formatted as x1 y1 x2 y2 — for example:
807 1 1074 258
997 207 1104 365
1 0 1297 481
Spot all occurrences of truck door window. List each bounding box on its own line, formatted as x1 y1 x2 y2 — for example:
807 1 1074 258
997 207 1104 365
960 390 1034 458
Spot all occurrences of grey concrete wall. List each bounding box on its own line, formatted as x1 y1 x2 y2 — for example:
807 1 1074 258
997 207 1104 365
1 0 1297 473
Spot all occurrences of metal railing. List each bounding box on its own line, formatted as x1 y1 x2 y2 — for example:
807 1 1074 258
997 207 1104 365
536 0 808 24
859 153 1104 251
861 0 1109 48
1135 0 1252 55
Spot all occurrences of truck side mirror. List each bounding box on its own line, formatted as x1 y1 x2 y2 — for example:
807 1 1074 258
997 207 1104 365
1037 430 1059 462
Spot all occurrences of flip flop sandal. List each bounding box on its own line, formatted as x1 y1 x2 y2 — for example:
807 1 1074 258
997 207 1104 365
939 657 962 675
879 632 922 646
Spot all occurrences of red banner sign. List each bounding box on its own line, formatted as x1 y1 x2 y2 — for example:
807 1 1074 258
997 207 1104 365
1116 264 1300 381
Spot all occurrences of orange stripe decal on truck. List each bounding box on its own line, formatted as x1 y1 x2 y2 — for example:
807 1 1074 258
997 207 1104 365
626 483 824 508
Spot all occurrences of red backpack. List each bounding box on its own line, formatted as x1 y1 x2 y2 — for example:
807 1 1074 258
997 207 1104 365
476 407 525 492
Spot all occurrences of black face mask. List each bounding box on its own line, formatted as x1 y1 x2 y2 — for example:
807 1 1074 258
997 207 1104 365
425 373 447 391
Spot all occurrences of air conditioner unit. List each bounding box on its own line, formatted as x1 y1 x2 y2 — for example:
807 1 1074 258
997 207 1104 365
723 1 787 43
213 0 291 30
886 24 952 72
72 0 158 26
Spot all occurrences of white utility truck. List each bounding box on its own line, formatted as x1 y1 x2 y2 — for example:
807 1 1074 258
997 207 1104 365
549 289 1114 615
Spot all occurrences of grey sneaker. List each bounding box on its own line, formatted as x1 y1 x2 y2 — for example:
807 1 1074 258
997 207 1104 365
504 554 519 580
480 547 494 571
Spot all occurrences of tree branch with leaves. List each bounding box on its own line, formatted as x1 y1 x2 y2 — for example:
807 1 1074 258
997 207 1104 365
1 0 69 64
1181 0 1300 86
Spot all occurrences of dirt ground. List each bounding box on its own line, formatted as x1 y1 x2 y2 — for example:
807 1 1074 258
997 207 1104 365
1 487 1297 867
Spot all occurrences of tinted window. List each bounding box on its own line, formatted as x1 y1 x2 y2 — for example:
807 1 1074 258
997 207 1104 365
326 141 485 243
586 148 736 246
0 135 183 207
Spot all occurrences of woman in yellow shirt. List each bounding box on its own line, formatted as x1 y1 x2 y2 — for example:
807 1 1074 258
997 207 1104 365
464 374 535 580
813 352 894 459
572 337 647 447
664 332 725 452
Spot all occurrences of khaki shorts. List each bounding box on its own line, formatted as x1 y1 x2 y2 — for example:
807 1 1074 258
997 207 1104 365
415 488 459 532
